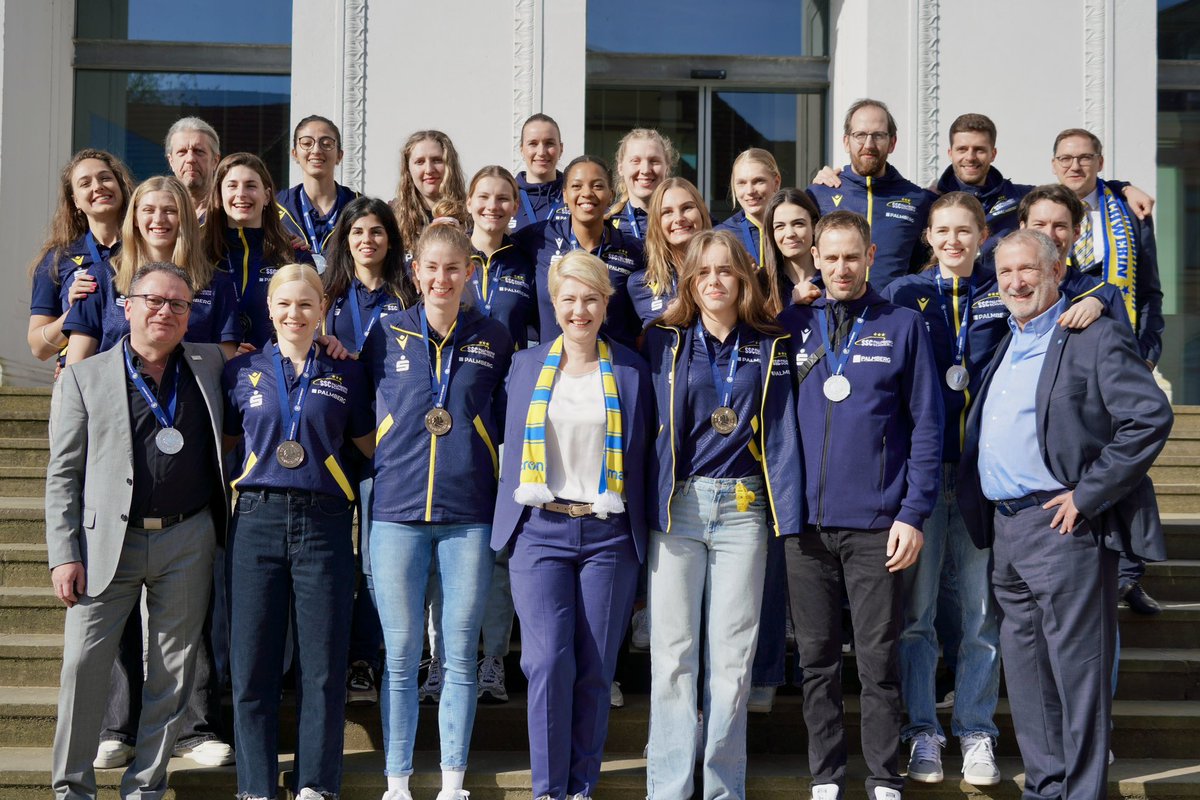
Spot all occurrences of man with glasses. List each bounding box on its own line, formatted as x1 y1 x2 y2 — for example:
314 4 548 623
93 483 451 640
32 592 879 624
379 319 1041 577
807 99 935 290
46 263 230 799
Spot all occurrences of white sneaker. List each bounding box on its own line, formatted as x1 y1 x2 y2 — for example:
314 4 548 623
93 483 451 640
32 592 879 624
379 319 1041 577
93 740 134 769
873 788 901 800
298 790 329 800
568 795 592 800
420 656 443 703
961 733 1001 786
906 732 944 782
631 607 650 650
381 790 413 800
747 684 776 713
810 783 839 800
610 681 625 708
173 738 235 766
477 655 508 703
435 791 470 800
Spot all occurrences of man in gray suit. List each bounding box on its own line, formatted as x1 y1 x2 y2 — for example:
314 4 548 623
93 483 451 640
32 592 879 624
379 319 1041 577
46 263 229 799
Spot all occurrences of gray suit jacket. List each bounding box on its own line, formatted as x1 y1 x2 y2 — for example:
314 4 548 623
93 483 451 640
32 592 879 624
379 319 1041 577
45 339 229 597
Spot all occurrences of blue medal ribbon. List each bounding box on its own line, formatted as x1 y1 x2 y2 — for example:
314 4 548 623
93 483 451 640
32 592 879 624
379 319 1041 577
346 281 384 353
935 273 972 367
696 322 740 409
298 189 342 255
470 252 503 316
738 217 758 264
123 341 180 430
419 306 458 410
624 204 643 239
519 189 562 226
85 232 105 269
270 343 318 441
816 306 869 379
569 226 608 261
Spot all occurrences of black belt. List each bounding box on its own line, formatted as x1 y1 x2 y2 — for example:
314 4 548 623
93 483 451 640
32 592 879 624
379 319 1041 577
994 490 1062 517
130 504 208 531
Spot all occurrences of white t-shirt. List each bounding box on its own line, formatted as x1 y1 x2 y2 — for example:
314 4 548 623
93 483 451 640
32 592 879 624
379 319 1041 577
545 367 606 503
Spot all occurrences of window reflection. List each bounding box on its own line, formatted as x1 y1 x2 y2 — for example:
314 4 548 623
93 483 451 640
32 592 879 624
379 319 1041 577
77 0 292 44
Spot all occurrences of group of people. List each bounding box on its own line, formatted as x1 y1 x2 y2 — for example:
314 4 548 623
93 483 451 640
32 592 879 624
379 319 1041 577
38 98 1172 800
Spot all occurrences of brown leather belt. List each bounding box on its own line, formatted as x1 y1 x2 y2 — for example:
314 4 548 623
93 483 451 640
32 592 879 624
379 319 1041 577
542 501 595 518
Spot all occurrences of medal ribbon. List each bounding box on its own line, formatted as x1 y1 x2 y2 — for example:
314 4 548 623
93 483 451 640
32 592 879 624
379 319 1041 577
739 215 763 265
271 343 318 441
420 306 459 410
816 306 868 379
470 249 507 315
696 322 740 410
569 227 608 261
298 189 342 255
123 341 180 431
346 281 384 352
85 232 106 269
935 274 972 367
519 189 563 226
624 204 643 239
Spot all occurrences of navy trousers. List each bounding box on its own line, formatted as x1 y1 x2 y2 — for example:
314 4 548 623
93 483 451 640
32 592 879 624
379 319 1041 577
508 507 639 800
990 503 1117 800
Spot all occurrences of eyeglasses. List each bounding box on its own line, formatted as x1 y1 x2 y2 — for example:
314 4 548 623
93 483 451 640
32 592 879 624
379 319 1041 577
848 131 892 145
129 294 192 315
296 136 339 152
1054 153 1097 167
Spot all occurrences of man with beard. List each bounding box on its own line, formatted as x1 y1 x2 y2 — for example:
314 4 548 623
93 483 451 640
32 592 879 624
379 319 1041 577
807 100 935 290
165 117 221 221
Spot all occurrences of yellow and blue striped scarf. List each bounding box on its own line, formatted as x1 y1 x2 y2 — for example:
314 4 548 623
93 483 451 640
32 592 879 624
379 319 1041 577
515 335 626 518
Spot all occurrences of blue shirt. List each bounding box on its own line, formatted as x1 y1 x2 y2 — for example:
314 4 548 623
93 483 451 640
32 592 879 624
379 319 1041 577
681 323 763 479
609 203 648 240
29 235 117 317
324 279 407 355
223 345 374 500
469 238 537 349
222 227 316 348
714 209 765 267
510 171 566 232
276 184 359 255
978 295 1069 501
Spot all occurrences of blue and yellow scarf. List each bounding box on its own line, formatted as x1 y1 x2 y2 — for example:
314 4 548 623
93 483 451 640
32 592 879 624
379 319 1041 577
515 335 626 518
1096 180 1138 329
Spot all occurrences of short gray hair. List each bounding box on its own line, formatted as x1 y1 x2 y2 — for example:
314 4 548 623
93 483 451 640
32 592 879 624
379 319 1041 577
163 117 220 156
130 262 194 297
993 229 1060 271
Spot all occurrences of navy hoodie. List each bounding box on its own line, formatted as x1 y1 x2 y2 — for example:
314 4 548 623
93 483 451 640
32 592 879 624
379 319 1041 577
511 171 567 232
933 165 1032 260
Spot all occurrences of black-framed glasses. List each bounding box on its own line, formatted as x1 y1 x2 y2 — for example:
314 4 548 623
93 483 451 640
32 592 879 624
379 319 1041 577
1053 153 1097 167
297 136 339 152
129 294 192 315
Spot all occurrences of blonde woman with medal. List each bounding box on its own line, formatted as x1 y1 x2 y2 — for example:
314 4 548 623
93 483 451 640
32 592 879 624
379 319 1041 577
221 263 375 800
27 149 128 362
629 177 712 327
364 221 512 800
492 250 652 800
641 229 801 800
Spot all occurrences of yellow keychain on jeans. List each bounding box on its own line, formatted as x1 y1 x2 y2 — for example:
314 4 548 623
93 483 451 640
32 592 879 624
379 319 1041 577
736 480 756 513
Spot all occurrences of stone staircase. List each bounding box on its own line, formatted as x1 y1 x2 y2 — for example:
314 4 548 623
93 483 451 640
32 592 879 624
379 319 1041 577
1 386 1198 798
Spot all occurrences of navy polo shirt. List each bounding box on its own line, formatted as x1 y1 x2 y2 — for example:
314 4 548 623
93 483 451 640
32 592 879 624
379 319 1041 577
681 324 764 479
469 238 537 349
30 235 117 318
276 183 359 255
609 203 648 240
510 215 644 348
367 304 513 524
222 226 315 348
715 209 765 267
324 279 407 355
511 171 566 232
223 345 374 500
628 268 676 327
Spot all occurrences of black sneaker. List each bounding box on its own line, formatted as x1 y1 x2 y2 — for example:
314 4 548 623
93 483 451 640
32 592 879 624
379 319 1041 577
346 660 378 706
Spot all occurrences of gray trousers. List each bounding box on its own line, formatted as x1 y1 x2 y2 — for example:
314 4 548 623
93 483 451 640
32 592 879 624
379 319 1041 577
991 503 1117 800
52 511 216 800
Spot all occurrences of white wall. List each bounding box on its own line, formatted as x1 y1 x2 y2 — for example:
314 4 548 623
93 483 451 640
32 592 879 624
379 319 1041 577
0 0 74 385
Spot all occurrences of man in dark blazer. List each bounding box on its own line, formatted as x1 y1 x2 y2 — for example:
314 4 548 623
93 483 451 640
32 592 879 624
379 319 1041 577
46 263 229 800
958 230 1172 800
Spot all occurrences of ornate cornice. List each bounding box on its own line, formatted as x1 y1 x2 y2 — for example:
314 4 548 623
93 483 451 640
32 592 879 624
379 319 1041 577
342 0 368 189
1082 0 1107 141
916 0 940 188
513 0 536 166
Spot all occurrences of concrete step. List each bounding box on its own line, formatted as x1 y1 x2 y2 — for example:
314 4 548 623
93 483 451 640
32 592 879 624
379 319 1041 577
0 588 61 634
0 440 48 469
0 635 62 687
1141 560 1200 602
1 747 1198 800
1118 602 1200 648
1151 457 1200 484
0 413 48 440
1164 515 1200 559
0 544 46 588
1172 406 1200 434
0 469 45 498
1164 432 1200 456
0 389 52 418
0 686 1197 759
0 500 44 545
1151 485 1200 514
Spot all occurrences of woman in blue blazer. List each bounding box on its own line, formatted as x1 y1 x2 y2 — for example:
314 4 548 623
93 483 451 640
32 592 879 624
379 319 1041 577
641 228 802 800
492 249 653 800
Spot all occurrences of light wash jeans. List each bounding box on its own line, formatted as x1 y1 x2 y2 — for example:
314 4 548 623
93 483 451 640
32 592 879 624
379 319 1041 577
370 521 494 776
900 463 1000 742
646 475 768 800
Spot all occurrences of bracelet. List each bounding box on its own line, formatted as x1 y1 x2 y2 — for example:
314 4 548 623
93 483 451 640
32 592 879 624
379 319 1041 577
40 325 66 349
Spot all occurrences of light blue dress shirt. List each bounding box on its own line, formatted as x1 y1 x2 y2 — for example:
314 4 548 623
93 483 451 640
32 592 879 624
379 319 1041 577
978 295 1069 501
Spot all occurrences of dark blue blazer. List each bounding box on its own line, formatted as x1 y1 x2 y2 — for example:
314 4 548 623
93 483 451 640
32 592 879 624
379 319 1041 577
490 339 653 561
642 324 802 537
958 315 1173 561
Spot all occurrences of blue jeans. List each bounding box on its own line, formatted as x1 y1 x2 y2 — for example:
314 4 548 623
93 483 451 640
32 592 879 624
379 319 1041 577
228 489 355 799
900 463 1000 742
370 521 494 776
647 476 768 800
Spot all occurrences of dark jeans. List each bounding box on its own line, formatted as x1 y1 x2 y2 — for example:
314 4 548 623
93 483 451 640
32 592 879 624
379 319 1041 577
751 532 788 686
228 489 355 799
99 593 224 748
785 528 903 795
349 473 384 671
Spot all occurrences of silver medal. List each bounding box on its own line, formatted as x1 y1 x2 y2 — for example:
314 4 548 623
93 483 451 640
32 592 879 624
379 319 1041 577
823 374 851 403
276 440 306 469
155 427 184 455
311 253 327 274
945 364 970 392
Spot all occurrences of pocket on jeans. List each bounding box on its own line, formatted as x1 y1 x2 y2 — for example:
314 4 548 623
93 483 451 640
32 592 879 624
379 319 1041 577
235 492 262 514
314 494 352 517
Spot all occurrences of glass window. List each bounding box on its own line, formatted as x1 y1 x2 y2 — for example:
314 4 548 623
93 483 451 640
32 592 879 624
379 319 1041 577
586 88 701 186
587 0 827 57
77 0 292 44
1160 0 1200 60
1156 88 1200 403
73 71 292 185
